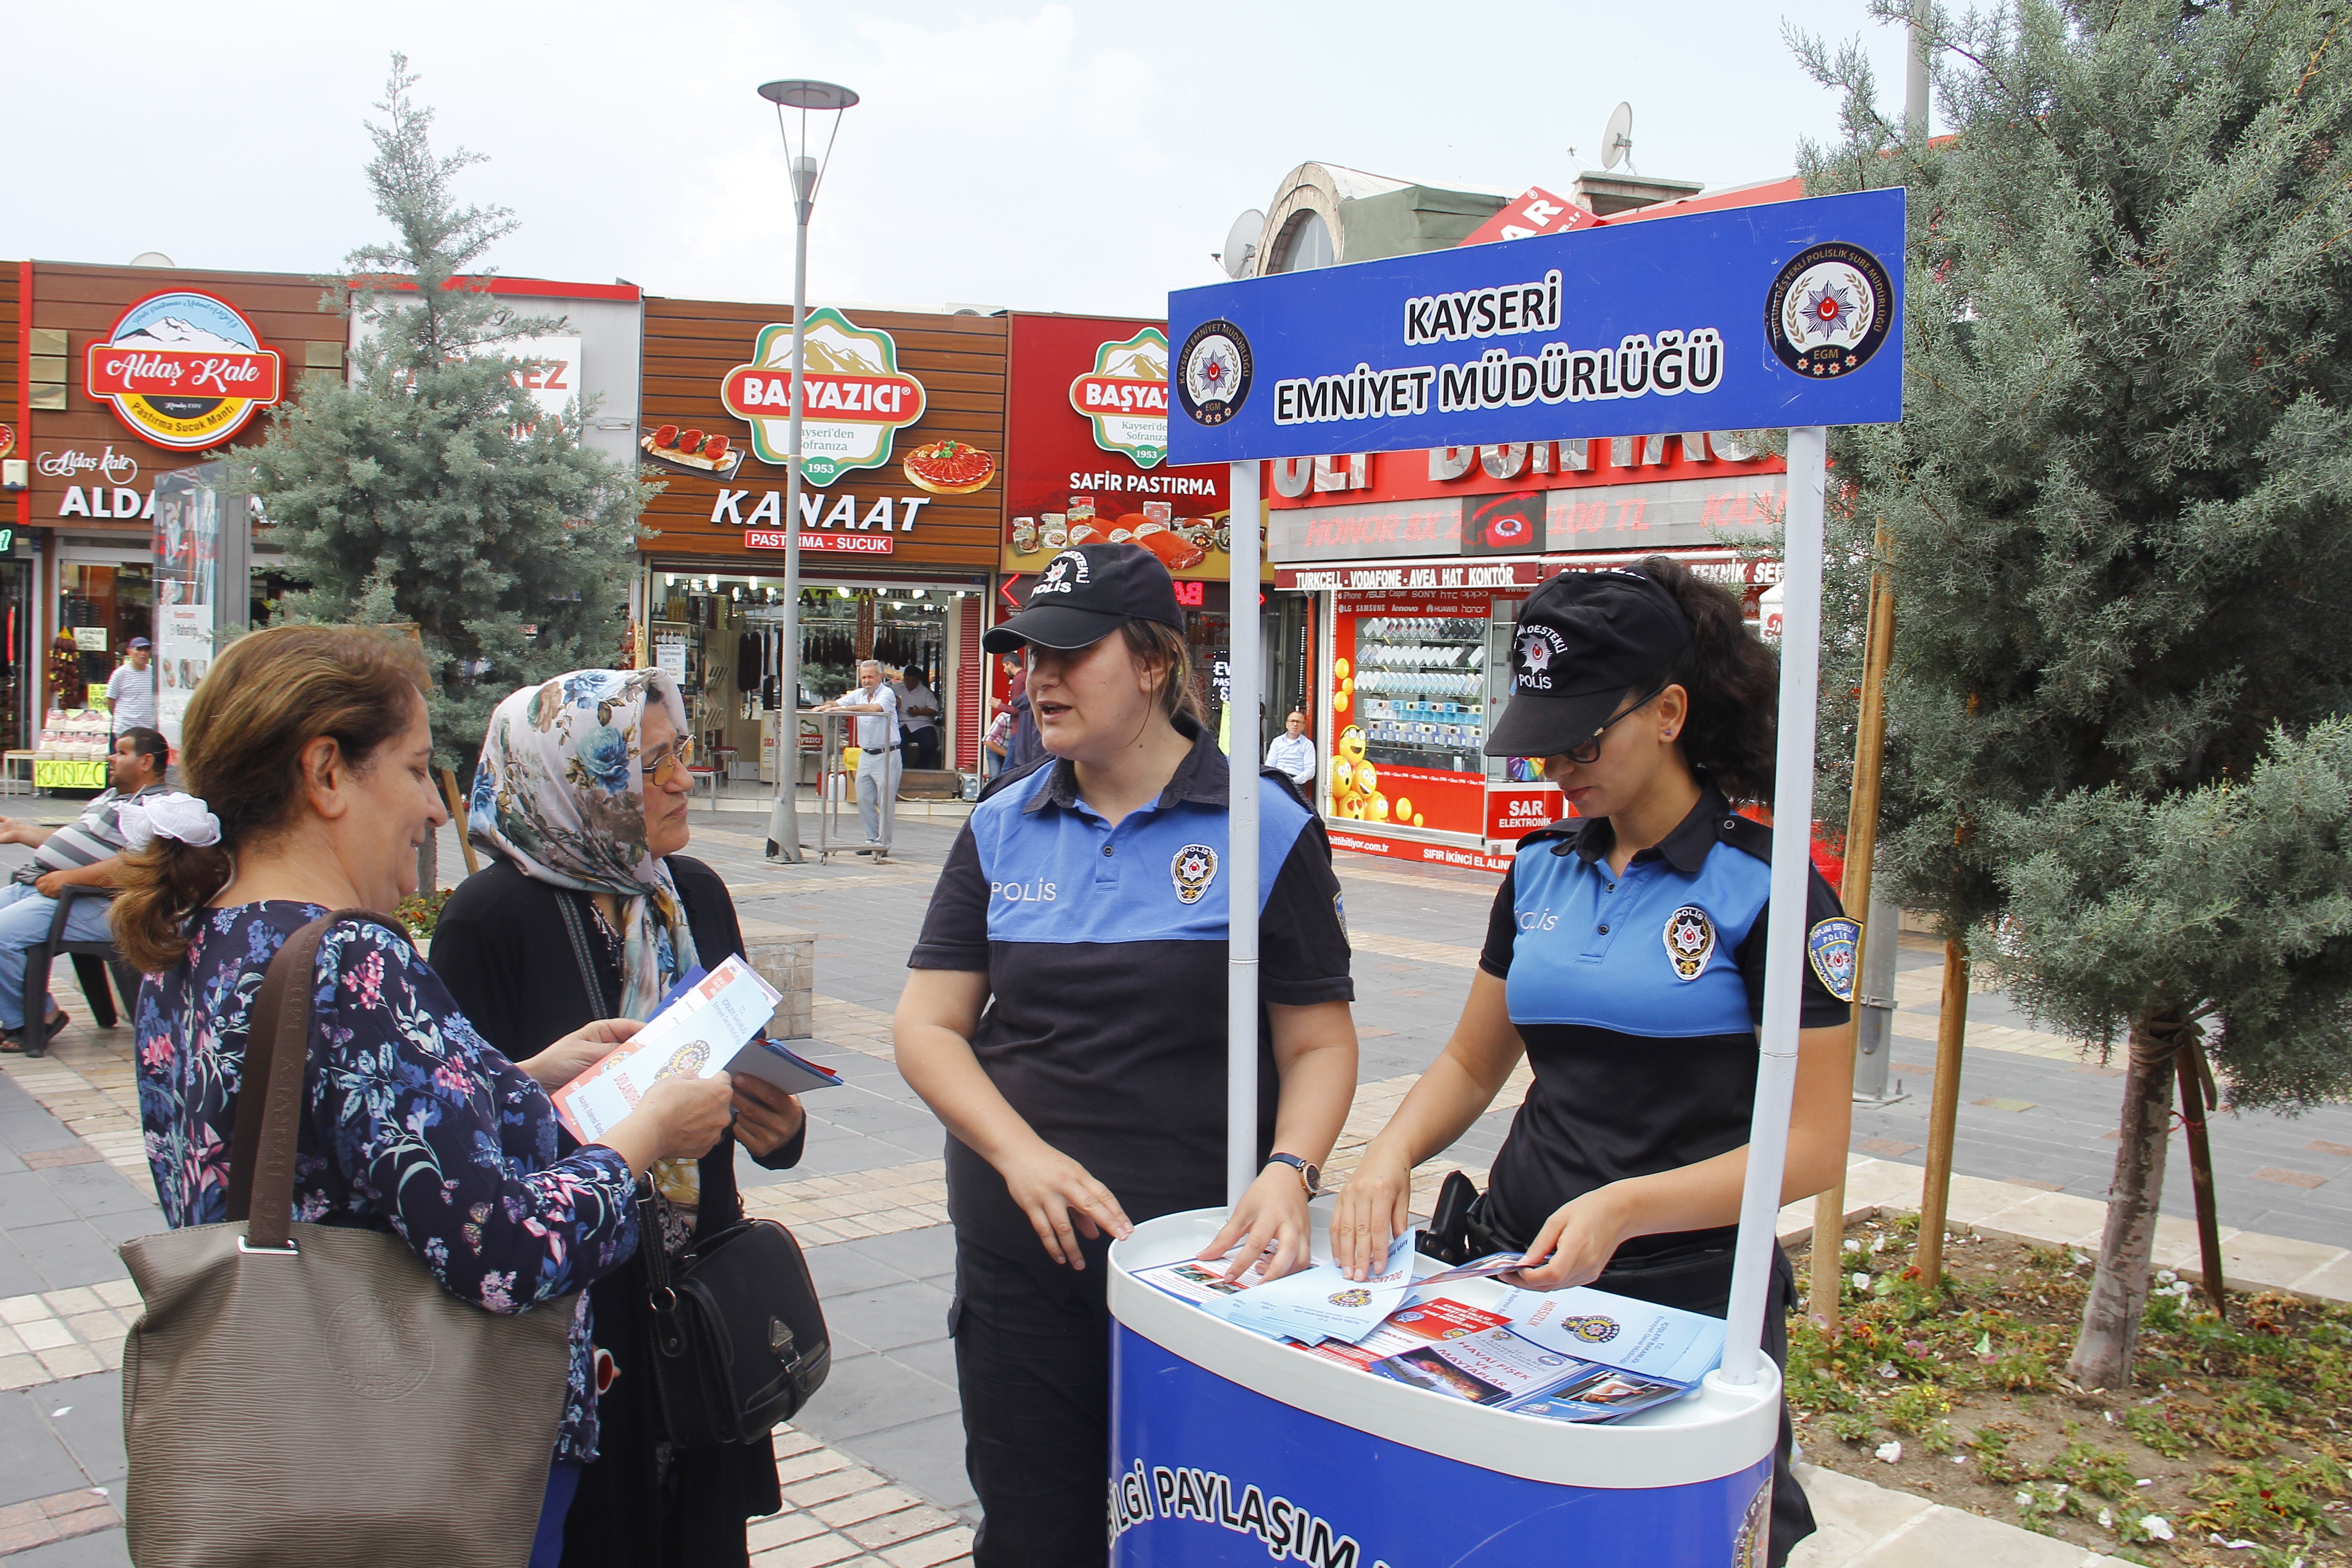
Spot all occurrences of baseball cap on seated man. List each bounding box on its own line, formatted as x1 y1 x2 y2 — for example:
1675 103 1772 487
1484 567 1695 758
982 544 1183 653
128 637 151 649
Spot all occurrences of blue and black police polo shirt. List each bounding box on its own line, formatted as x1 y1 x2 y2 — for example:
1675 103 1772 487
1476 785 1854 1262
909 718 1354 1254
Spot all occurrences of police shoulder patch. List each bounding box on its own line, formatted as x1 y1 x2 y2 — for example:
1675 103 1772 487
1807 916 1862 1002
1171 843 1219 905
1663 905 1716 980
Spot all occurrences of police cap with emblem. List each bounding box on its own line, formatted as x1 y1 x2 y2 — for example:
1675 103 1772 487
1485 567 1694 758
984 543 1185 653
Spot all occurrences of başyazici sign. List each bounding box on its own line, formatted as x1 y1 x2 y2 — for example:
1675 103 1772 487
1070 327 1171 467
85 290 284 452
721 308 928 485
1165 188 1904 464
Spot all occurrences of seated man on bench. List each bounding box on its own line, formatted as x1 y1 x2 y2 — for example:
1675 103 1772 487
0 726 167 1049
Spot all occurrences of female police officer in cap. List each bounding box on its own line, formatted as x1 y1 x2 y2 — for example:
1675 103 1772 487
895 542 1358 1567
1331 556 1853 1568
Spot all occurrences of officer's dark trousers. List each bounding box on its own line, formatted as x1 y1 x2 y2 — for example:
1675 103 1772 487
1594 1241 1816 1568
950 1227 1114 1568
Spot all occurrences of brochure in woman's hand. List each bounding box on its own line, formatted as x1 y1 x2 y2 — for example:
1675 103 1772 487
552 956 843 1143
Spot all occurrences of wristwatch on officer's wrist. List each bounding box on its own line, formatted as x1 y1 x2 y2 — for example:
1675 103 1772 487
1265 1153 1320 1196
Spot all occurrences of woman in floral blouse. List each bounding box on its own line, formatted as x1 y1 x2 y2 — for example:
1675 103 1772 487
114 626 735 1567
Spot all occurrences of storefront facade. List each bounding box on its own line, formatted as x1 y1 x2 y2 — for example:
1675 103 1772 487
636 297 1007 781
1270 433 1788 871
4 259 644 777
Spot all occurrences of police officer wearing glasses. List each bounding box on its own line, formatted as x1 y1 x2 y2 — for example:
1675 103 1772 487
1330 557 1855 1568
896 544 1358 1567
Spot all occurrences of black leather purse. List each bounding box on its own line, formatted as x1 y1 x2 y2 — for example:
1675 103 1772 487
554 893 831 1446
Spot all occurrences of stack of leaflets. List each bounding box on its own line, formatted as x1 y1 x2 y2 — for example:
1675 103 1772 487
1128 1244 1724 1424
552 955 844 1144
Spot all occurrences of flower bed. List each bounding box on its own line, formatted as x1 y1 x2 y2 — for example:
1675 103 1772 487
1787 1215 2349 1566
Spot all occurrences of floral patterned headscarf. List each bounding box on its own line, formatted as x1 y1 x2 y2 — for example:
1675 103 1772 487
469 668 702 1024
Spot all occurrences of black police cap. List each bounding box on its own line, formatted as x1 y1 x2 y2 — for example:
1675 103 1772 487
983 544 1185 653
1484 567 1694 758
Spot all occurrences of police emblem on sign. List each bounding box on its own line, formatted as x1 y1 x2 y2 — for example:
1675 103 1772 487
1808 916 1862 1003
1663 905 1716 980
1559 1314 1621 1344
1171 843 1219 905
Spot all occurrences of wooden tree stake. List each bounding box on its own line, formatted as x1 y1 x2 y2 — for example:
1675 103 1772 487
439 766 480 878
1915 937 1970 1284
1811 527 1896 1332
2177 1035 2227 1320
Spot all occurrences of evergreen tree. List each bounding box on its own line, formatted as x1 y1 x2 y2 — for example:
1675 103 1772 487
1792 0 2352 1385
244 55 652 768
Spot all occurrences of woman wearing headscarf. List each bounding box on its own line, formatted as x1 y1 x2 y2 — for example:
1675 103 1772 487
433 667 808 1568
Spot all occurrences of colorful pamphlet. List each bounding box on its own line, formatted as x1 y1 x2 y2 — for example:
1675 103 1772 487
1488 1284 1725 1386
551 956 839 1143
1408 1252 1530 1291
1206 1231 1418 1345
1294 1296 1511 1369
1132 1258 1271 1306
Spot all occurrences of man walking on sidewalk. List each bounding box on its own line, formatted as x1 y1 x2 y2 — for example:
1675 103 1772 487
822 659 902 850
0 726 167 1046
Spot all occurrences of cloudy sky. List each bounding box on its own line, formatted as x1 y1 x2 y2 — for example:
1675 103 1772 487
4 1 1921 318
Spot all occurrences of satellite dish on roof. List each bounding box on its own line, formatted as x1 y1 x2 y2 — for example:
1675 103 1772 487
1602 102 1634 171
129 251 174 267
1216 209 1265 279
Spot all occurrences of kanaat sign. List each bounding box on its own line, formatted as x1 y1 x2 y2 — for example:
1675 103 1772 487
1164 188 1905 464
86 290 284 451
720 308 927 485
1069 327 1170 468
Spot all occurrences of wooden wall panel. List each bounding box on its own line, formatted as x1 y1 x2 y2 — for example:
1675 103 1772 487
24 263 346 535
638 296 1005 576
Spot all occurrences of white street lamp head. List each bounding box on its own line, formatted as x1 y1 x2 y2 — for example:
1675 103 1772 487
759 79 859 111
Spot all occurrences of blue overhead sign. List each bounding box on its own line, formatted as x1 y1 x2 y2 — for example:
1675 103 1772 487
1166 187 1904 465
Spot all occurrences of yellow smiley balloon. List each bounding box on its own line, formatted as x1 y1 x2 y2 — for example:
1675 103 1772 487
1355 762 1379 797
1394 796 1412 821
1366 794 1391 822
1412 813 1426 827
1333 657 1351 681
1332 757 1355 794
1338 726 1366 761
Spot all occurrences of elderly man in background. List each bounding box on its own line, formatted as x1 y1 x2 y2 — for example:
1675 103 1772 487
0 726 168 1048
107 637 158 741
820 659 903 851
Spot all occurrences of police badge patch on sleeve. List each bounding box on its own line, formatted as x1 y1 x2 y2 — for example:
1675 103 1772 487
1808 916 1862 1002
1663 905 1716 980
1171 844 1219 905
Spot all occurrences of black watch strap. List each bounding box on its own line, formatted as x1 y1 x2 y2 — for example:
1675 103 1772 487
1265 1153 1320 1196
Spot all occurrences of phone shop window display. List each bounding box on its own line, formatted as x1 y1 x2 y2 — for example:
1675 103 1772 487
1328 593 1494 834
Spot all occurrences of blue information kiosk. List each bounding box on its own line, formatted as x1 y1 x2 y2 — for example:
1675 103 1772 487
1110 188 1908 1568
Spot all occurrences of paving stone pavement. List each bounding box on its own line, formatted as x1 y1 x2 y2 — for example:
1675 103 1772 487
0 794 2344 1565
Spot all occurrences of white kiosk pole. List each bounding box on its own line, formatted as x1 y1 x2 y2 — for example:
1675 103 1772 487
1720 425 1829 1384
1226 459 1262 1206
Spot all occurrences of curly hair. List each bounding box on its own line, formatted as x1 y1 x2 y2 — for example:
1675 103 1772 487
1635 554 1779 804
109 625 431 973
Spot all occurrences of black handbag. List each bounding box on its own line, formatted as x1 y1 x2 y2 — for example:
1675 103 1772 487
553 893 831 1446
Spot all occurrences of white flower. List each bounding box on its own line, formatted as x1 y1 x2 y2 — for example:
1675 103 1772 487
2211 1536 2256 1550
1875 1441 1902 1463
2156 1268 2177 1284
1851 1271 1870 1290
2141 1516 2174 1542
2016 1490 2035 1505
2098 1507 2114 1529
1843 1239 1862 1253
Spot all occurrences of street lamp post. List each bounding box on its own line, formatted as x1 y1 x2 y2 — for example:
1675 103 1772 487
758 77 859 863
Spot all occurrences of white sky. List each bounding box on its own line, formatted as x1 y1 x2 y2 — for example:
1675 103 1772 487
3 1 1921 318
